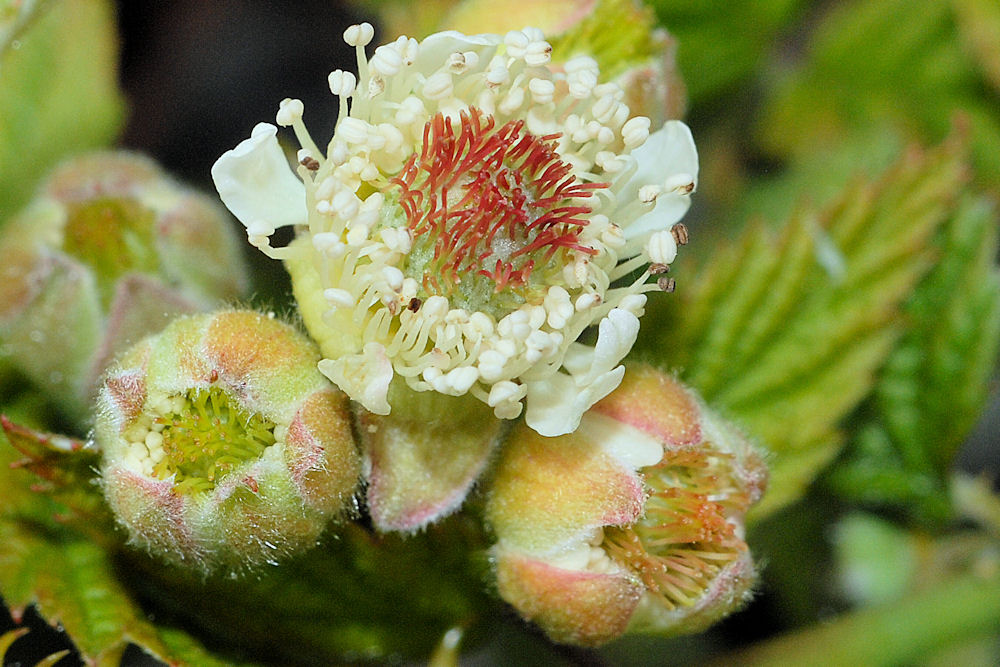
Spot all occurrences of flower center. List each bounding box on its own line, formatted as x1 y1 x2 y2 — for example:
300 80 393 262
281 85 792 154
602 448 749 609
391 108 604 312
151 387 277 495
62 197 160 308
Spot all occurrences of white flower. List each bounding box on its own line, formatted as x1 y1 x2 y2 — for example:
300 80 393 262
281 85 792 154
212 24 698 436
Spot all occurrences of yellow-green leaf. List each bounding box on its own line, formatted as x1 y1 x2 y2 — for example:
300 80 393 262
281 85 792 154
0 517 248 666
639 138 968 519
756 0 1000 183
0 0 124 225
829 194 1000 522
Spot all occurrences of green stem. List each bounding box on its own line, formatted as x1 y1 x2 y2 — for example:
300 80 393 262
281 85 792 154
717 570 1000 666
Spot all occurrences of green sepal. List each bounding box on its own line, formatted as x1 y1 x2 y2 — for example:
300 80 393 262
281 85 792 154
828 194 1000 523
638 137 968 519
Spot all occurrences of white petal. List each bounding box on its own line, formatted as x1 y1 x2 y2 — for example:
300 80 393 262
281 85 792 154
211 122 308 231
524 309 639 436
415 31 500 77
318 342 394 414
524 366 626 437
617 121 698 254
566 308 640 383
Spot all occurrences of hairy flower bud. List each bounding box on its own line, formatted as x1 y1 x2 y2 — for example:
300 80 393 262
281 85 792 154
95 310 361 573
485 365 767 645
0 152 249 423
355 388 506 533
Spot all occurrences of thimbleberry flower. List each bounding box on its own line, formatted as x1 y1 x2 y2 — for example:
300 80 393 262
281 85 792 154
213 25 697 436
95 310 362 573
485 365 767 645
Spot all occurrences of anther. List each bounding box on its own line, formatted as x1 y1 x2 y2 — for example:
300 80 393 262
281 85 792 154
671 223 690 246
658 276 676 293
649 263 669 275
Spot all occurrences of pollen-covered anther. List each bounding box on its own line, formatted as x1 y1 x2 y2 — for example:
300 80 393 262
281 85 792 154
328 69 357 97
646 229 678 265
672 223 690 246
664 172 696 195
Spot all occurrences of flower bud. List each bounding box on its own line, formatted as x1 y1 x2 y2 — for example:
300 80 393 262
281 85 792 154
95 310 361 573
445 0 686 124
485 365 767 645
355 387 505 533
0 152 249 423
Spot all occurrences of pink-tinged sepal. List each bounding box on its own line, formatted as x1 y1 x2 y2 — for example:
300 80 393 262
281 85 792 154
284 389 361 516
358 389 504 533
103 466 197 561
592 363 702 448
87 273 201 391
0 253 102 421
493 549 643 647
487 420 649 555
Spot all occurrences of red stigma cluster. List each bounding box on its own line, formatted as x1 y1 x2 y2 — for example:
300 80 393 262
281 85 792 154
392 108 604 295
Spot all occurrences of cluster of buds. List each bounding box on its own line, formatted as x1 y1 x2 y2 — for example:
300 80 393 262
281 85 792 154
0 152 248 423
95 310 361 573
211 21 698 535
67 13 767 651
212 23 697 438
485 365 767 645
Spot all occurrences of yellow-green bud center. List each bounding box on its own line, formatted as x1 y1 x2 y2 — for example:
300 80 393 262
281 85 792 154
603 448 748 610
151 387 276 495
62 197 160 307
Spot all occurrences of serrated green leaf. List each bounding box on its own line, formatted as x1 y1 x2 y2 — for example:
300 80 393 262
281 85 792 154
756 0 1000 184
0 517 238 667
0 0 124 226
638 138 967 519
829 194 1000 522
880 196 1000 472
0 415 114 542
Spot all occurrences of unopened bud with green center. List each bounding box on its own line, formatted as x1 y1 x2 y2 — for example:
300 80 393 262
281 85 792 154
0 152 249 423
485 365 767 645
96 310 362 574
